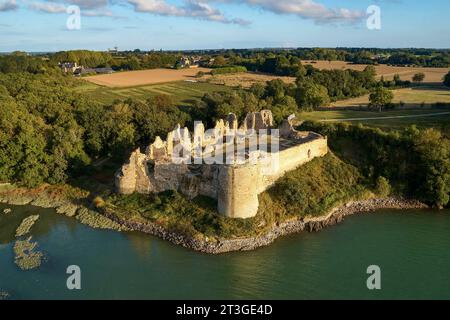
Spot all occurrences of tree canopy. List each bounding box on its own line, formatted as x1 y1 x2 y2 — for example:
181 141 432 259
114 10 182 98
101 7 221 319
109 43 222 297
369 86 394 111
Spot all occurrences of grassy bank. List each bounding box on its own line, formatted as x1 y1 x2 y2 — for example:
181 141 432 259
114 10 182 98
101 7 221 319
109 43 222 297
105 152 370 240
300 121 450 208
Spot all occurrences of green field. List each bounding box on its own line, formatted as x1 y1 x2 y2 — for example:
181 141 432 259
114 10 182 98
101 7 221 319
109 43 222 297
332 84 450 108
299 109 450 131
75 80 232 106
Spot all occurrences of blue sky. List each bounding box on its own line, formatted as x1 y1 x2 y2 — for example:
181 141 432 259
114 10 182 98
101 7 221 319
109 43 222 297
0 0 449 51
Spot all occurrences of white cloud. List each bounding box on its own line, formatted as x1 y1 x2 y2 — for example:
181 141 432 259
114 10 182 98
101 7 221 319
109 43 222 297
215 0 366 24
82 9 113 16
68 0 108 9
0 0 17 11
29 1 67 13
29 0 117 16
25 0 363 26
128 0 182 15
128 0 251 25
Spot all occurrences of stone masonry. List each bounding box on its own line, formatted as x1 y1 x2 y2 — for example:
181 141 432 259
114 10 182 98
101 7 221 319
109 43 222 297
115 111 328 219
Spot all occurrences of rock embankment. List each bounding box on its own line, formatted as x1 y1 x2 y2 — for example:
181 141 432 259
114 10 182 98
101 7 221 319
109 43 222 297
0 184 429 254
0 185 128 232
103 197 428 254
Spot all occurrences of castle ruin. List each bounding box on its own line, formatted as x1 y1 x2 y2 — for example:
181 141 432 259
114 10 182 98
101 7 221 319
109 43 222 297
115 111 328 219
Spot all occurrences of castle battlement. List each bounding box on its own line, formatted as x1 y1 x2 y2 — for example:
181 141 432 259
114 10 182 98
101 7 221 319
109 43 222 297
115 110 328 219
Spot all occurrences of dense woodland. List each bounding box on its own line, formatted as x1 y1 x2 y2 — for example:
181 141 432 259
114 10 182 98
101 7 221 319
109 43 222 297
0 72 191 187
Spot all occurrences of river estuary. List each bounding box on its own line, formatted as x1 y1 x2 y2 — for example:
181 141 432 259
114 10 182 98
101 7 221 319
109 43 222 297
1 203 449 299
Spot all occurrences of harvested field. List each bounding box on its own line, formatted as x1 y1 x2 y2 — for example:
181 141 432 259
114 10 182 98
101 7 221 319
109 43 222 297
85 67 211 88
202 72 295 88
302 60 450 83
201 61 449 88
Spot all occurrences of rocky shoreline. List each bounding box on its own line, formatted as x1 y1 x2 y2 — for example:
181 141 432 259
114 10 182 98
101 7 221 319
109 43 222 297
0 184 128 231
102 197 429 254
0 184 429 254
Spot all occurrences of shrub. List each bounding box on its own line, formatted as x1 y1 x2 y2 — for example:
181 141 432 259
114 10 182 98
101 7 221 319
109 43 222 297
444 71 450 87
93 196 105 208
375 176 391 197
211 66 247 75
266 153 364 217
195 71 205 78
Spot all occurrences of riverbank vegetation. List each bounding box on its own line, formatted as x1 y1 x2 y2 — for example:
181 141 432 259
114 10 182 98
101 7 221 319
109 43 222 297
300 122 450 208
15 215 40 237
13 236 44 270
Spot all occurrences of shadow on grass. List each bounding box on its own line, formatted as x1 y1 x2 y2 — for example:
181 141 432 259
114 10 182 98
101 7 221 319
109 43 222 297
409 83 450 91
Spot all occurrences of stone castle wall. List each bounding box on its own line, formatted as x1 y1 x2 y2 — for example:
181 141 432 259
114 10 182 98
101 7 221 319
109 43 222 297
217 164 260 219
115 111 328 219
219 136 328 218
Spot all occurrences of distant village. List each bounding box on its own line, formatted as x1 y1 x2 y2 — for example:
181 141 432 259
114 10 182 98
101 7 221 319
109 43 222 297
58 62 114 76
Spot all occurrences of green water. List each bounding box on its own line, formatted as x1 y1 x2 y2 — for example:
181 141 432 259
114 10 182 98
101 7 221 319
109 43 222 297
1 203 450 299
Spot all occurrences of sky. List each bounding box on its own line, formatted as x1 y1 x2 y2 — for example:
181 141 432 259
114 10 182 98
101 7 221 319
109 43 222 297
0 0 449 52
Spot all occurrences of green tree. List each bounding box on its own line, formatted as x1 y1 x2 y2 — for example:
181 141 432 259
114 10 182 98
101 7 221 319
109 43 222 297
249 82 266 99
269 96 298 125
410 128 450 208
444 71 450 87
375 176 391 197
131 95 189 143
103 102 136 159
295 80 330 110
369 86 394 112
412 72 425 84
265 79 287 101
212 56 226 67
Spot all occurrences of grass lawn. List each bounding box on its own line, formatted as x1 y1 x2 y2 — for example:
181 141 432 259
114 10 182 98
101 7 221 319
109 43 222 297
74 80 232 106
299 109 450 131
332 84 450 108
